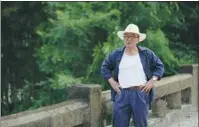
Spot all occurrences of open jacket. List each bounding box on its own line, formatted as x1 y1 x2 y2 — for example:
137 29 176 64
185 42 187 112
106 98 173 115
101 46 164 104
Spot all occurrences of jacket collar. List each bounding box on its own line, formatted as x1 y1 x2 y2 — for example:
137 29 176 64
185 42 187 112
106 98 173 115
137 45 147 52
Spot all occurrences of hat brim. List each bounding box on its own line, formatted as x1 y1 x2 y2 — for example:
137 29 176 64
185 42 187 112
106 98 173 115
117 31 146 42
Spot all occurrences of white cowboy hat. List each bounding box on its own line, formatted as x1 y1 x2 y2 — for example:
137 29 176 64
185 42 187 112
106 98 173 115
117 24 146 42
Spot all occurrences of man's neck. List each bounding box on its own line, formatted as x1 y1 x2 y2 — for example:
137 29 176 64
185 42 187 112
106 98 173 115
125 46 138 55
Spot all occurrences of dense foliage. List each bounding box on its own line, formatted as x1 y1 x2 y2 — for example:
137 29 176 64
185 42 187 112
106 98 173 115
1 1 198 116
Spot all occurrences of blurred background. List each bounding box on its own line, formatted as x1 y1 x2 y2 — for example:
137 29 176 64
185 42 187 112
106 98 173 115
1 1 198 116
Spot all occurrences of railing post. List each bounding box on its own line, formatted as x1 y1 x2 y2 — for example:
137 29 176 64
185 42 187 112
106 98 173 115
180 64 198 110
68 84 102 127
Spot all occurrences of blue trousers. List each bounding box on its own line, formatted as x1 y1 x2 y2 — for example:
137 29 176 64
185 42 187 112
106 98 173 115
112 89 149 127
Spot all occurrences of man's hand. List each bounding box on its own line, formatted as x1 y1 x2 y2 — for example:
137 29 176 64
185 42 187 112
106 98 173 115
108 77 121 95
140 79 156 94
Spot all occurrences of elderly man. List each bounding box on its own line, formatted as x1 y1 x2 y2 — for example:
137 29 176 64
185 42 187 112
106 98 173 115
101 24 164 127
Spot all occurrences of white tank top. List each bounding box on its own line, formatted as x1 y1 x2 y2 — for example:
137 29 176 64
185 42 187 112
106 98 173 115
118 53 147 88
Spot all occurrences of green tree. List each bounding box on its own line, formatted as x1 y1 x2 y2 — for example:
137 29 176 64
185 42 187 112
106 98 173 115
1 1 48 115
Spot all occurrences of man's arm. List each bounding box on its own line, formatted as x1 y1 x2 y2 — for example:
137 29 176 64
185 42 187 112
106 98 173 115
101 51 121 94
150 51 164 81
141 50 164 93
101 52 114 80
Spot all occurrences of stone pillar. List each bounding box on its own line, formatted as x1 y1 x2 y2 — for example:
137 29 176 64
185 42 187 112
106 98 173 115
151 98 167 117
166 91 181 109
180 64 198 110
67 84 102 127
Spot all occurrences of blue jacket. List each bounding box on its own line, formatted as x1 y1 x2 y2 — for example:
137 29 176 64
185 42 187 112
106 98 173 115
101 45 164 104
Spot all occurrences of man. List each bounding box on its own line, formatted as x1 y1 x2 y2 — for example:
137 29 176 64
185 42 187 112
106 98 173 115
101 24 164 127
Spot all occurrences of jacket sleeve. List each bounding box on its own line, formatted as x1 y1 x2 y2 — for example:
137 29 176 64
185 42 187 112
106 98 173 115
150 51 164 80
101 51 115 80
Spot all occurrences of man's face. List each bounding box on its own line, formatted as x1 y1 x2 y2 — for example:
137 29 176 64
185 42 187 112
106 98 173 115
123 32 139 48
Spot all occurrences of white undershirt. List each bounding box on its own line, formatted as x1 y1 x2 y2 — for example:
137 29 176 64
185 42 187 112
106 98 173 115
118 53 147 88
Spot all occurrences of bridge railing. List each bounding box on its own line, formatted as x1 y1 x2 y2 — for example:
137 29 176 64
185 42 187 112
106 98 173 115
1 64 198 127
1 85 102 127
